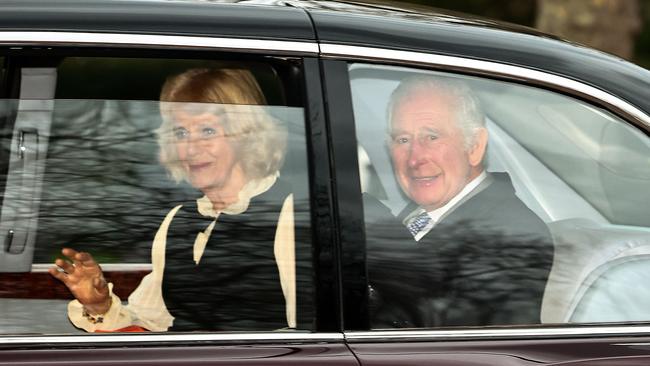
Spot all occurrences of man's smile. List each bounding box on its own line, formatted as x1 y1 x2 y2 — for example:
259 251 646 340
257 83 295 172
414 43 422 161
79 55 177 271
409 174 441 188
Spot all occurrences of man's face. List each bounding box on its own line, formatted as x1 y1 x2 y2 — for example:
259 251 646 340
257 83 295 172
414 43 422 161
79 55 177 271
389 90 486 211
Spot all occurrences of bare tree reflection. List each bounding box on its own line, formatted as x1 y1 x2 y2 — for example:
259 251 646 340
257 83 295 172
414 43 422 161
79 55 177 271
0 99 315 329
29 100 192 262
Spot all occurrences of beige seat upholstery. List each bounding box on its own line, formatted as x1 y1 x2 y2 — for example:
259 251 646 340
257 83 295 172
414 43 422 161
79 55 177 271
541 218 650 323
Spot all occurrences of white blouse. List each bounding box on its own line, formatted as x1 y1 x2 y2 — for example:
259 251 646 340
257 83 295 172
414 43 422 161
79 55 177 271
67 174 296 332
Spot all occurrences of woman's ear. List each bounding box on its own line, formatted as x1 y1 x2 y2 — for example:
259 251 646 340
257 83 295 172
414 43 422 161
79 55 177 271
468 127 488 167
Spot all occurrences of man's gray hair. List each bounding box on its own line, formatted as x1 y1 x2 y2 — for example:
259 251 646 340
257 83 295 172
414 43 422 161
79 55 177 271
387 75 485 149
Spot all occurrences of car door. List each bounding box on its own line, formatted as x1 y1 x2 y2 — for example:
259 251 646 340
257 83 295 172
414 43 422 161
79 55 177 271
0 29 357 365
320 48 650 365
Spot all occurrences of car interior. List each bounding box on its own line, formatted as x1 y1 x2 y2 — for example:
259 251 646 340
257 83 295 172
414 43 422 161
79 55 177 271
349 63 650 325
1 56 649 334
0 55 312 334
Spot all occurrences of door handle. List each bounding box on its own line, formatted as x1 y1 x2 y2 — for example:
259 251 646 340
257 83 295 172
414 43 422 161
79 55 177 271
18 128 38 160
4 128 39 254
4 229 27 254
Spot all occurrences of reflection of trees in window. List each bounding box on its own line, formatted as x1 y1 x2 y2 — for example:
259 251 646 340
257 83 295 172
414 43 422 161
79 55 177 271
368 221 553 328
34 100 196 263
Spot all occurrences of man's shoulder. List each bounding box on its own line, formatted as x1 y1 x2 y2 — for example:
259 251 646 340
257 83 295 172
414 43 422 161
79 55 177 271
481 173 542 220
464 172 524 212
444 172 551 237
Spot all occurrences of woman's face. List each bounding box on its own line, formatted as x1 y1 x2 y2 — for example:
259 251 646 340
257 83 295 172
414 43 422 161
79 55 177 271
172 111 240 191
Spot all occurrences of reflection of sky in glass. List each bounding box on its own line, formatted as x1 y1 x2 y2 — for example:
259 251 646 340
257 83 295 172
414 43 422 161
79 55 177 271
352 63 650 328
349 63 650 227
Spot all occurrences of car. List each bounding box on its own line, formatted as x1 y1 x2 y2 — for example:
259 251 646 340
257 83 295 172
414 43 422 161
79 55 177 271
1 0 650 364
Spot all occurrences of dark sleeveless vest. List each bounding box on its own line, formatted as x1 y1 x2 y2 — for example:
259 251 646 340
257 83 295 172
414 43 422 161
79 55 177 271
161 179 291 331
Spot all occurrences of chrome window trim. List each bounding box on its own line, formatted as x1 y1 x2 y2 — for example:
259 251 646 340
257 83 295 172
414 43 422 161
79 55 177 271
2 36 648 346
31 263 152 272
328 44 650 341
0 31 319 55
0 332 343 346
345 325 650 342
320 43 650 130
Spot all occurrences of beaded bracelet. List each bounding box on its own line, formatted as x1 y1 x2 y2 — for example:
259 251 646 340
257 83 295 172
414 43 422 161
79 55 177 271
82 298 112 324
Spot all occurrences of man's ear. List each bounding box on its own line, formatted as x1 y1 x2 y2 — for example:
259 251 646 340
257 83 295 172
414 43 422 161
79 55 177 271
468 127 488 167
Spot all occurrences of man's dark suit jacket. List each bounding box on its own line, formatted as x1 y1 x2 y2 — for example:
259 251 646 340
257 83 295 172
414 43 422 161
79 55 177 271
365 172 554 328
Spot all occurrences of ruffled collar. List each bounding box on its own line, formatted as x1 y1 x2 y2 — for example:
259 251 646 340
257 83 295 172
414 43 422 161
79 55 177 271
195 172 278 218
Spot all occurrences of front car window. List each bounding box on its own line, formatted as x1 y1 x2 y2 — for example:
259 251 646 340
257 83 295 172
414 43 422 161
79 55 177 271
349 63 650 328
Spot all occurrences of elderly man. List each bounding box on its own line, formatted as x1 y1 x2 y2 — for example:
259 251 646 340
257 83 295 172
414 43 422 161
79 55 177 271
366 76 554 328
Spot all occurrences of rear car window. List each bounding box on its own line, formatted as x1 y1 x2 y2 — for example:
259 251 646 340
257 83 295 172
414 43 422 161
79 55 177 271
349 62 650 329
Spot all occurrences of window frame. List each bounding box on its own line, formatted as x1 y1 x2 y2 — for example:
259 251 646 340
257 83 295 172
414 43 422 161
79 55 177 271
320 44 650 341
0 32 342 345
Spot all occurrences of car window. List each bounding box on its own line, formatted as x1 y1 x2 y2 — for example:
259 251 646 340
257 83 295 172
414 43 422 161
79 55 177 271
349 63 650 329
0 56 4 92
0 55 314 334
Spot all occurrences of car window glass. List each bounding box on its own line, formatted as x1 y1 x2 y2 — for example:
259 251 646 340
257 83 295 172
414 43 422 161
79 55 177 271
349 62 650 329
0 56 314 334
0 56 4 92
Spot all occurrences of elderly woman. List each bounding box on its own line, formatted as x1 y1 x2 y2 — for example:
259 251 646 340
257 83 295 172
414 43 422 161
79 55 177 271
49 68 296 332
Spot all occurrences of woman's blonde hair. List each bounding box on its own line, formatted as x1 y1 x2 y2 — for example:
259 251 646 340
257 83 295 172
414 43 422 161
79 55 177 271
157 68 287 183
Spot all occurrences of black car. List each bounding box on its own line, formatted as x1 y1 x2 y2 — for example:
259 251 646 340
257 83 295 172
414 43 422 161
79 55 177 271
1 0 650 365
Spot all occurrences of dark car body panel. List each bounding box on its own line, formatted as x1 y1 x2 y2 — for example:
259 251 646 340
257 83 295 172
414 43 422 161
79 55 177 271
3 0 647 121
307 8 650 118
349 337 650 366
0 343 359 366
0 0 315 41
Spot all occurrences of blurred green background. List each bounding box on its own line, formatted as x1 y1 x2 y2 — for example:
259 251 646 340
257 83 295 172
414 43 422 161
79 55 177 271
398 0 650 69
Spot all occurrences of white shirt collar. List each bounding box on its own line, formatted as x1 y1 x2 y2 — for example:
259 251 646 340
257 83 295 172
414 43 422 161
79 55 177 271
407 171 488 241
196 172 278 218
427 170 487 223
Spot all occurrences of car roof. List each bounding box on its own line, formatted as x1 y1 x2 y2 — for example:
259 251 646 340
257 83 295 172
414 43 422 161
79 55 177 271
0 0 316 41
299 0 650 118
1 0 649 117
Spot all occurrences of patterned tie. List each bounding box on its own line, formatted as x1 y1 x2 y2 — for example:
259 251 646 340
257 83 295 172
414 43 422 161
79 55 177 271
407 212 432 237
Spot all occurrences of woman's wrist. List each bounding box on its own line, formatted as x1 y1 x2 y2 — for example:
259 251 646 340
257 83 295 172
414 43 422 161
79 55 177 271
82 297 112 318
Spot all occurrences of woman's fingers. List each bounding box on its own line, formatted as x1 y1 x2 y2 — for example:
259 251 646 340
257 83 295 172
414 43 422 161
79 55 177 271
54 258 75 274
48 266 67 282
61 247 79 261
76 251 99 269
58 248 101 272
49 248 110 307
51 249 103 283
60 248 83 271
